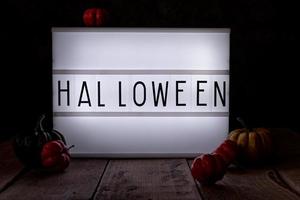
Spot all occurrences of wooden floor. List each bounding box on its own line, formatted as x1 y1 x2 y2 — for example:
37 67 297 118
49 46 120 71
1 129 300 200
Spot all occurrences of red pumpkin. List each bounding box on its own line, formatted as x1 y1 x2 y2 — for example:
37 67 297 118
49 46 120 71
41 140 73 172
191 153 226 185
83 8 109 27
213 139 238 166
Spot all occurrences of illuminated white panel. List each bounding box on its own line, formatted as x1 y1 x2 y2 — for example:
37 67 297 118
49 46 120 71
53 28 229 70
54 117 228 157
52 28 230 157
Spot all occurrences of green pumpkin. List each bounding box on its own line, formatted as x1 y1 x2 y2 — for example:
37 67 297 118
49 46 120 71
13 115 66 168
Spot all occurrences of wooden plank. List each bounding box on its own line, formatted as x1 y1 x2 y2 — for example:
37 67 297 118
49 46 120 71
1 159 108 199
0 140 24 193
188 159 300 200
188 128 300 199
272 129 300 196
94 159 202 200
276 159 300 197
185 128 300 199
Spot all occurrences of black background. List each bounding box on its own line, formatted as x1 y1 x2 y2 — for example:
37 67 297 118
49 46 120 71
1 0 299 139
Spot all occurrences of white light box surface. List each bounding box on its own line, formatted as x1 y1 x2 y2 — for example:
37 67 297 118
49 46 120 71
52 28 230 157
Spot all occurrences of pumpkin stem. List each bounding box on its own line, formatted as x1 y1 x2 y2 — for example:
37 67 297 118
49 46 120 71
236 117 251 131
35 114 45 134
67 145 75 151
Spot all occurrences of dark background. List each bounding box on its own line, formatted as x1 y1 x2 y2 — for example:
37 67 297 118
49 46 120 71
1 0 299 139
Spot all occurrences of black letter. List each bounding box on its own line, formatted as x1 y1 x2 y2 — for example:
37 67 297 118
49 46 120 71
197 80 207 106
58 80 70 106
119 81 126 107
152 81 169 107
176 81 186 106
133 81 146 106
78 81 91 107
214 81 226 107
97 81 105 107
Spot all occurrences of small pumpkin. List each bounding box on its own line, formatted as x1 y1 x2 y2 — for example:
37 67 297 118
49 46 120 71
213 139 238 166
35 115 66 146
14 114 66 168
83 8 109 27
41 140 74 172
191 153 226 185
228 118 272 163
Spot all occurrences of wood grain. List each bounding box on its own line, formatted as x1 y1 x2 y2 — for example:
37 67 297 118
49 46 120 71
1 129 299 199
188 129 300 200
94 159 202 200
0 140 24 193
0 159 108 200
272 129 300 196
275 159 300 197
188 161 300 200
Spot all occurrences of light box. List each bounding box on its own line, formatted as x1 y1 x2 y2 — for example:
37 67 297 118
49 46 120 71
52 28 230 157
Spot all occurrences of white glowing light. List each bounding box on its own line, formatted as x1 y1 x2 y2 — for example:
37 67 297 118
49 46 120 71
52 28 230 157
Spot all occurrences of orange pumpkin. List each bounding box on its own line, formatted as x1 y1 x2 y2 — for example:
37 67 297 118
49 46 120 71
228 119 272 163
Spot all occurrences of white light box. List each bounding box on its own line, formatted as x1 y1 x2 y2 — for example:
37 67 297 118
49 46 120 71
52 28 230 157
